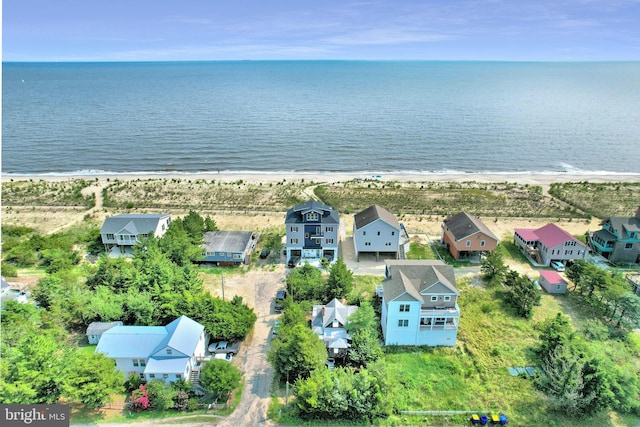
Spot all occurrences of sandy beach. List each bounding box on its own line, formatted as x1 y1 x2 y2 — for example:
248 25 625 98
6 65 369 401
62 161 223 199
4 170 640 186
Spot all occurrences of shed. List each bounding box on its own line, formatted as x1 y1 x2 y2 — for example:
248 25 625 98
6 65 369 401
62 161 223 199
87 321 124 344
539 270 568 294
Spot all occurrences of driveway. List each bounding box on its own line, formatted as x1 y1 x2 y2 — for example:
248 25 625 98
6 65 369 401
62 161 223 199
89 266 285 427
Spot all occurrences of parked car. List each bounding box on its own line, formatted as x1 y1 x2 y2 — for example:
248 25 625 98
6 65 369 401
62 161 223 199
287 256 301 268
208 340 240 355
214 352 233 362
550 261 565 272
274 289 288 312
260 249 270 259
272 320 281 337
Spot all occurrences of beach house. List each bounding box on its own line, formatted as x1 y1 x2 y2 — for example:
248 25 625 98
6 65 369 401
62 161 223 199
95 315 207 383
514 223 587 267
441 211 499 260
311 299 359 359
285 200 339 265
380 260 460 347
353 204 408 261
100 213 172 255
590 207 640 265
201 230 256 265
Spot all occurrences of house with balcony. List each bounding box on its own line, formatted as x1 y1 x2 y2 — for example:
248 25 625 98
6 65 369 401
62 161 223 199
285 200 339 265
353 204 409 261
100 213 171 255
514 223 587 267
441 211 499 260
201 230 255 265
95 315 207 383
590 207 640 265
380 260 460 347
311 298 358 359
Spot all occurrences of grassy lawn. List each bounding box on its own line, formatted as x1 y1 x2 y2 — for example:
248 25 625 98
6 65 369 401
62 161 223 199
377 280 640 427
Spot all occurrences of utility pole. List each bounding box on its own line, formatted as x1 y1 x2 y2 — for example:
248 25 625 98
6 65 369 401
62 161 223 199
221 271 225 301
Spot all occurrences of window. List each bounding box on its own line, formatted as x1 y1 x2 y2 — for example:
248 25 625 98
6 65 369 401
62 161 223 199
291 238 298 244
166 349 172 355
430 296 438 302
391 231 395 236
365 242 371 246
306 212 319 221
556 285 562 291
466 240 471 247
163 374 169 379
480 240 486 247
363 231 366 236
140 359 146 367
398 319 409 327
326 239 334 244
444 296 451 302
377 231 381 236
399 304 410 312
385 242 391 246
149 374 156 379
106 233 114 240
290 226 298 232
326 226 334 232
233 253 242 259
176 374 181 379
133 359 139 367
625 243 633 249
305 233 310 238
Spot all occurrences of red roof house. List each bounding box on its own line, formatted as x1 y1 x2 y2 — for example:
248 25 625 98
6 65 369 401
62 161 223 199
514 223 587 267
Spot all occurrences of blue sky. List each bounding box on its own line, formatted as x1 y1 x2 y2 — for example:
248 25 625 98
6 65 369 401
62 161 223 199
3 0 640 61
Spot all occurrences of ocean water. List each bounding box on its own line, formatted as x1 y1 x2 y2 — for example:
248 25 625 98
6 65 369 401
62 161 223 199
2 61 640 175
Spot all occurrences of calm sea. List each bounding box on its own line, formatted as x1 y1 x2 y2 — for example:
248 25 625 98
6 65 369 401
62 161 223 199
2 61 640 175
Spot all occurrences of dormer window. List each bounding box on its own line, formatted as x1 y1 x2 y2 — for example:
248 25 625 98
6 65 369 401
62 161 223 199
306 212 319 221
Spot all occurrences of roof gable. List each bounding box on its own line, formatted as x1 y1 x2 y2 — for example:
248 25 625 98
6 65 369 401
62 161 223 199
534 223 578 247
101 214 170 235
382 260 458 303
444 211 498 242
354 205 400 230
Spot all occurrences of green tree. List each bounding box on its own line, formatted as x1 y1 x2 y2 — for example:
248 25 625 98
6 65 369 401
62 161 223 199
204 215 218 232
269 324 327 383
504 272 542 318
325 257 353 300
124 289 156 325
63 352 124 407
0 301 43 348
199 359 241 402
83 286 125 322
295 367 385 421
344 301 382 367
40 247 80 273
286 263 325 302
145 379 175 410
535 313 575 359
32 275 64 310
614 292 640 329
480 250 507 287
279 299 307 328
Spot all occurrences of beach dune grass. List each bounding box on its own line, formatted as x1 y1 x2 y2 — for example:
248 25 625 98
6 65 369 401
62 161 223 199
314 180 584 218
101 178 307 211
548 182 640 218
2 179 96 208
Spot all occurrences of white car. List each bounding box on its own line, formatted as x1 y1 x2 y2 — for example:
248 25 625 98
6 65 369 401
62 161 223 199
214 353 233 362
550 261 565 272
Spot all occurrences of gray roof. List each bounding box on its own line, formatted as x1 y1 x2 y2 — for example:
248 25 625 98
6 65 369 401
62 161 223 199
100 214 171 235
444 211 498 242
285 200 339 224
311 299 358 334
202 231 253 253
382 260 458 304
606 216 640 237
96 315 203 358
354 205 400 230
87 321 123 336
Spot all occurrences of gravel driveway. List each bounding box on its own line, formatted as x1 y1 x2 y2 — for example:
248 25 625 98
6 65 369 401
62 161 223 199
87 265 286 427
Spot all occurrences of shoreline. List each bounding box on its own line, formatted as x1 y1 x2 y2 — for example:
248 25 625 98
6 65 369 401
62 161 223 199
3 171 640 187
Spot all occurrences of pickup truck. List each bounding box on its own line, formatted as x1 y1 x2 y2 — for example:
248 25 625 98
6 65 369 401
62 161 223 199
208 340 241 355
